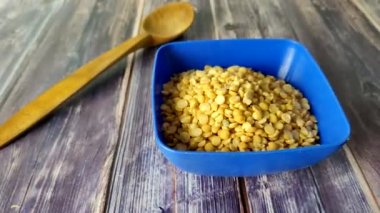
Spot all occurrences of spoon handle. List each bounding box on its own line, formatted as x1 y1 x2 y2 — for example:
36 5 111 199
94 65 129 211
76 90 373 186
0 33 152 148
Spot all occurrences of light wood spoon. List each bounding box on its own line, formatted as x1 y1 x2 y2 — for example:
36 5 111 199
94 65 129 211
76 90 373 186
0 2 194 148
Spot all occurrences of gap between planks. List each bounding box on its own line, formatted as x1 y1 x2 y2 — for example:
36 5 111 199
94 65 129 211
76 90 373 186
105 0 378 212
210 0 378 211
209 0 220 39
104 0 145 212
343 145 380 212
238 178 250 213
318 4 380 200
348 0 380 33
105 0 249 212
210 0 250 211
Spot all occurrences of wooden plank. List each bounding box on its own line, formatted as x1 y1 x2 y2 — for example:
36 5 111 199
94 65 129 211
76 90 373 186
0 0 141 212
245 149 372 213
280 0 380 208
1 0 378 212
106 0 243 212
311 149 373 212
244 171 323 212
315 0 380 205
349 0 380 33
213 0 376 212
175 172 242 212
212 0 322 212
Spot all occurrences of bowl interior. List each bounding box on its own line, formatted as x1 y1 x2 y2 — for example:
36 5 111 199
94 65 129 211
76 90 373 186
152 39 350 149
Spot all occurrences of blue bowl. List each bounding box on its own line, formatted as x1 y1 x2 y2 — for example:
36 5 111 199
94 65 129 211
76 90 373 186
151 39 350 176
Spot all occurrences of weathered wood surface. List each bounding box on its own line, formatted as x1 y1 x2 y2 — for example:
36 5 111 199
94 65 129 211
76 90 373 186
106 1 243 212
0 0 379 212
284 0 380 207
107 0 378 212
213 0 379 211
0 0 141 212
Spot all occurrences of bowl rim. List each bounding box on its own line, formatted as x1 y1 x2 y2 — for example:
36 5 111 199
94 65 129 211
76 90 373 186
151 38 351 155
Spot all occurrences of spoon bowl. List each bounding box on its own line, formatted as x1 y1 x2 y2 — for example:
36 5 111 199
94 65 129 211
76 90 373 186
143 2 194 45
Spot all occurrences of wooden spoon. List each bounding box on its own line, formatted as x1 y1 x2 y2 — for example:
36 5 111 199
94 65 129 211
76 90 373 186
0 2 194 148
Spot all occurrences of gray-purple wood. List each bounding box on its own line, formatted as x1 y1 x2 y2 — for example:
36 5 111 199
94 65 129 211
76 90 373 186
0 0 379 212
0 0 140 212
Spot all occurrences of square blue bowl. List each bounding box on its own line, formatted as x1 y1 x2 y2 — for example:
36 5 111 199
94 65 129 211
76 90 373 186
151 39 350 176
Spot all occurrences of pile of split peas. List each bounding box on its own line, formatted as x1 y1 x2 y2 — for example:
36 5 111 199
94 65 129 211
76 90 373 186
160 66 319 152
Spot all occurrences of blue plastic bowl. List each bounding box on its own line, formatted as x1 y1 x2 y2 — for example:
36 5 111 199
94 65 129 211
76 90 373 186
151 39 350 176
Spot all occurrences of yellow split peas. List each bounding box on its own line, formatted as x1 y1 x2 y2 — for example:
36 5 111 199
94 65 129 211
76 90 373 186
160 66 319 152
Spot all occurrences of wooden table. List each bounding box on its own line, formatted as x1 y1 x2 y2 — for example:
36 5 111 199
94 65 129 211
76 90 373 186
0 0 379 212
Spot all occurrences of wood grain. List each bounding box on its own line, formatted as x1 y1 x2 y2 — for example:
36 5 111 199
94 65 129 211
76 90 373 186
0 32 152 148
106 0 243 212
0 0 379 212
349 0 380 33
213 0 376 212
107 46 243 212
0 0 140 212
280 0 380 207
310 149 373 212
244 170 323 212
